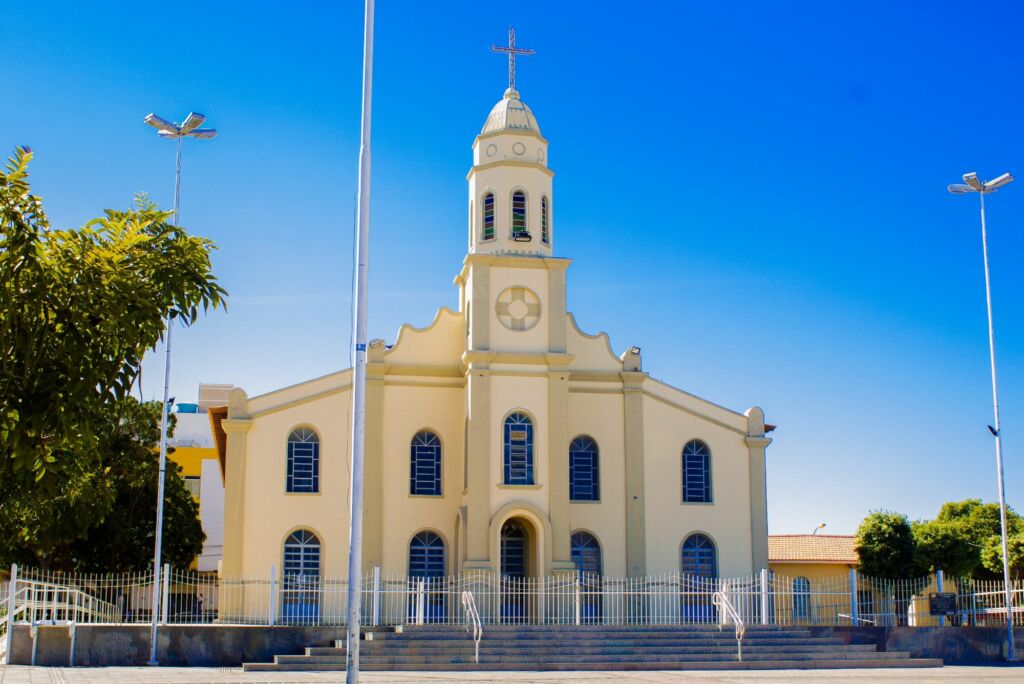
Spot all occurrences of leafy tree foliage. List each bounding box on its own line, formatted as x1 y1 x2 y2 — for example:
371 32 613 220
0 398 205 571
0 147 225 484
854 500 1024 579
855 511 919 578
981 532 1024 580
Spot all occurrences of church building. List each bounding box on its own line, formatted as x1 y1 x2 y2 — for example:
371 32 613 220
214 55 772 588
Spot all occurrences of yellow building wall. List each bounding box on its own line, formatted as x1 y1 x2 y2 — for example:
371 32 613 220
169 446 217 479
769 561 853 583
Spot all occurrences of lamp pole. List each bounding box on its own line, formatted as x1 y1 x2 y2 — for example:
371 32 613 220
143 111 217 666
949 171 1015 661
346 1 375 681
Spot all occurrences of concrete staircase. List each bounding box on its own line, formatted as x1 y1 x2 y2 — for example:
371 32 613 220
242 624 943 672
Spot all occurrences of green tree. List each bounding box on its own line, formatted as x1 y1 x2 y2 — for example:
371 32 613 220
981 532 1024 581
0 146 225 484
913 517 978 576
855 511 919 578
0 398 205 571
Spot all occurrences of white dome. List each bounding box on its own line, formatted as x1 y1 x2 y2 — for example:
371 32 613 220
481 88 541 135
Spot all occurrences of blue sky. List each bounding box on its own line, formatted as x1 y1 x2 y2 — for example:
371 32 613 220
3 1 1022 535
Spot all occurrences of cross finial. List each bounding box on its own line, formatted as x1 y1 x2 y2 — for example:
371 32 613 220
490 27 535 93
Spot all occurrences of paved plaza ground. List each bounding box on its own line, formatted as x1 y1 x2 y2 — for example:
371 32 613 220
2 666 1024 684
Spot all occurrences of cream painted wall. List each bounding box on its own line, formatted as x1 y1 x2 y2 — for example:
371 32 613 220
642 391 754 577
380 383 465 576
566 391 627 577
239 389 352 578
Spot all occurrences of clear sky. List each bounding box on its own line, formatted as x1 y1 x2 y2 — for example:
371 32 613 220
4 1 1022 535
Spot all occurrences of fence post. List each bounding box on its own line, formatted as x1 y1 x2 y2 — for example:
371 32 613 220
760 568 770 625
574 574 581 626
160 563 170 625
849 568 858 625
416 580 425 625
936 569 944 627
5 563 17 660
372 567 381 627
268 565 276 626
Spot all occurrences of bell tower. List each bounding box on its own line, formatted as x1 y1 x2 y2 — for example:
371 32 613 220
467 29 553 256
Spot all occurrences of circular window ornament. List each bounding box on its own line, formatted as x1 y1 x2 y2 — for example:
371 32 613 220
496 287 541 331
486 144 497 158
512 142 526 156
537 148 545 162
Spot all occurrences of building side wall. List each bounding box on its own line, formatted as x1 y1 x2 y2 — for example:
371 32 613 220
238 390 352 578
379 383 465 576
566 389 627 576
642 393 754 577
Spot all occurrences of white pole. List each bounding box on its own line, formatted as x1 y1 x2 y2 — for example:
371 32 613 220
148 135 182 666
5 564 17 660
978 191 1016 661
345 1 375 681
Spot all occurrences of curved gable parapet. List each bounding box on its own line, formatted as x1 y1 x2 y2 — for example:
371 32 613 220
383 306 465 366
566 311 624 372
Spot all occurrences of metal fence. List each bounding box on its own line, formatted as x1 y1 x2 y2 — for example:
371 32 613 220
4 564 1023 629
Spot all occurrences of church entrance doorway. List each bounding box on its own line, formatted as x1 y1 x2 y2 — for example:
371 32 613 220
500 518 532 621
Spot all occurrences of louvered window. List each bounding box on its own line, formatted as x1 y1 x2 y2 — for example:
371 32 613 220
503 412 534 485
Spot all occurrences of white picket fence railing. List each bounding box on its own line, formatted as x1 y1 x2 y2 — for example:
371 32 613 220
3 564 1023 629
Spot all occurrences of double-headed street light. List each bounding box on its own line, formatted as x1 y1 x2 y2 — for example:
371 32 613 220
143 111 217 666
948 170 1015 661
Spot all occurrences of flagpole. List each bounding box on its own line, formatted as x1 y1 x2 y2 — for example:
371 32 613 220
345 0 374 681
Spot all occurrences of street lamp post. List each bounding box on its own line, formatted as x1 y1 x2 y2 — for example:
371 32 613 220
948 170 1016 661
142 111 217 666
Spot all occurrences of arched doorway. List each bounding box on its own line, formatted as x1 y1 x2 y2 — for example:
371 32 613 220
500 518 533 621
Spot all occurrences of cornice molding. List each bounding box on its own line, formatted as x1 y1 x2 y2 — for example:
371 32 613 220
467 159 555 180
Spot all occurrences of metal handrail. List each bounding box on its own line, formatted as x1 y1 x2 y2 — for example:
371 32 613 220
712 591 745 661
461 590 482 664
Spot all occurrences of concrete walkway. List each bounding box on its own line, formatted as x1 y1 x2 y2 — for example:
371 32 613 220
2 666 1023 684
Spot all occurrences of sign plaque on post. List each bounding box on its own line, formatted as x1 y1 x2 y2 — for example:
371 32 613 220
929 592 957 617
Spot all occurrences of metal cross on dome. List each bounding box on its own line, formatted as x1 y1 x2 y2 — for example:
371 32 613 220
491 27 535 92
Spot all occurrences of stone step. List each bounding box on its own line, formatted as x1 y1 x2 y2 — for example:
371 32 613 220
243 657 943 672
359 630 821 642
354 637 849 648
297 644 881 662
281 650 905 666
310 642 877 656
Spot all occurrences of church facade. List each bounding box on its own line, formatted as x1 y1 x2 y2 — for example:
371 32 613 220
216 82 771 585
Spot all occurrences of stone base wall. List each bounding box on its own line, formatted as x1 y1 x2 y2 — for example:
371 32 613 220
9 623 1024 667
8 624 346 667
808 625 1024 663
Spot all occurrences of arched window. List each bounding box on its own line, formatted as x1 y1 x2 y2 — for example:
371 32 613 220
511 190 528 237
569 436 599 501
282 529 320 621
286 428 320 493
408 531 446 578
541 195 549 244
482 192 495 240
570 532 602 575
793 576 811 621
503 412 534 485
682 439 711 503
681 533 717 577
409 430 442 496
